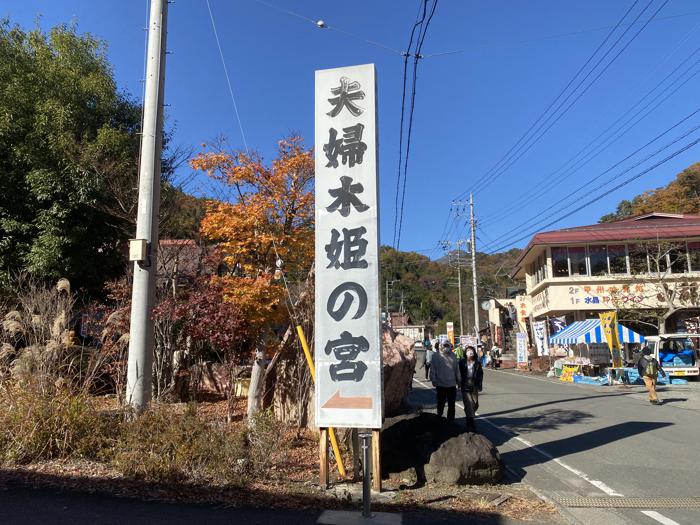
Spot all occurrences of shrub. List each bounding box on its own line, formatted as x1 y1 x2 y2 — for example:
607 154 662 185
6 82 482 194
247 407 287 475
113 404 249 485
0 384 117 464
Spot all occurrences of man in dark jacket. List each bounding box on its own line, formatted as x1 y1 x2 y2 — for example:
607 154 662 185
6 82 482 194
637 346 666 405
459 346 484 432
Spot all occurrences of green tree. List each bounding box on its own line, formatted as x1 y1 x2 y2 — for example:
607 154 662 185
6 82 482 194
0 21 135 291
0 20 198 294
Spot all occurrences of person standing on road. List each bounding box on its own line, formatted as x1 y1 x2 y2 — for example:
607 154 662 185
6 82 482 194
489 344 501 369
429 341 461 421
637 346 666 405
459 346 483 432
425 342 436 380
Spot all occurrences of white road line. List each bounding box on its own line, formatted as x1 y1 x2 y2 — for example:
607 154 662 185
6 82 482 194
640 511 682 525
476 414 624 497
412 375 680 524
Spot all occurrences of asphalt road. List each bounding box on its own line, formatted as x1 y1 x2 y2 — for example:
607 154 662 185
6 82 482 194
0 483 536 525
411 368 700 525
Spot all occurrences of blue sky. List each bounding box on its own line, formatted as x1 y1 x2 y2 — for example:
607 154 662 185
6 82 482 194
5 1 700 257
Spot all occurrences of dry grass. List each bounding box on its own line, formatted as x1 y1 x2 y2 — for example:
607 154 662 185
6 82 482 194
0 391 558 522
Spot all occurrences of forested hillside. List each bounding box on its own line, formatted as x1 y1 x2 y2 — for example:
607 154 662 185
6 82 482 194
601 161 700 222
380 246 523 335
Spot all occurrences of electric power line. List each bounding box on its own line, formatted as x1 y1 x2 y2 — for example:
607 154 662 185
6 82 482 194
206 0 249 154
393 1 428 249
470 9 700 52
459 0 645 199
471 0 669 197
394 0 439 250
250 0 461 58
485 135 700 253
480 106 700 250
480 48 700 228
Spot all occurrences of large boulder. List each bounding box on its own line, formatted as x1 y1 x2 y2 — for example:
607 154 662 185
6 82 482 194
382 327 416 417
424 432 504 485
381 412 503 485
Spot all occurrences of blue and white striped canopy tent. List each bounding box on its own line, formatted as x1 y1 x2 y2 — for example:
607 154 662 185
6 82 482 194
549 319 645 345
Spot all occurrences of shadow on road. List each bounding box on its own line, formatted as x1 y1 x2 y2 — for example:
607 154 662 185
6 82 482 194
0 472 516 525
484 409 593 438
659 397 688 404
478 391 637 418
410 379 595 436
498 421 673 481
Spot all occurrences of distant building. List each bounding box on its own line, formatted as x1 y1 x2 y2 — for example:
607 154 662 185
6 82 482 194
157 239 216 289
388 312 426 341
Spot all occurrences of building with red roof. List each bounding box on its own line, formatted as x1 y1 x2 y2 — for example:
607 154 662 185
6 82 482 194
509 213 700 335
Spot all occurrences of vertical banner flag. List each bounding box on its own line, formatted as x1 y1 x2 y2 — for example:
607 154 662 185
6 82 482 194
549 316 566 335
599 311 622 367
446 322 455 345
533 320 549 356
516 332 527 369
315 64 382 429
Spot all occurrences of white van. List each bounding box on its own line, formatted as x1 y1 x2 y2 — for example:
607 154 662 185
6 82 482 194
644 334 700 378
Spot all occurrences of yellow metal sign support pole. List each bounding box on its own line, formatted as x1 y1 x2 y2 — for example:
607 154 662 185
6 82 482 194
296 325 347 478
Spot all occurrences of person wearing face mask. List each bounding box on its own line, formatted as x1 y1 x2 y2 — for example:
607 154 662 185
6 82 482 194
458 346 484 432
429 341 461 421
425 342 436 380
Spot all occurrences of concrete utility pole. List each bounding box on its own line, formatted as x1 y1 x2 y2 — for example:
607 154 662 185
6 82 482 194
385 279 397 320
126 0 169 410
469 193 480 336
442 238 467 336
457 257 464 336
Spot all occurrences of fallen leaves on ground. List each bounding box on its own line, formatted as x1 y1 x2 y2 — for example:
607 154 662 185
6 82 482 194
0 396 558 523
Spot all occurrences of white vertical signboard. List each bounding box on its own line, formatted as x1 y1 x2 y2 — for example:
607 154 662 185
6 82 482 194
533 320 550 356
516 332 527 367
315 64 382 429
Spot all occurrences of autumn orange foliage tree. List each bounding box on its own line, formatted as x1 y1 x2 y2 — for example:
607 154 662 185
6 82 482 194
601 162 700 222
190 136 314 329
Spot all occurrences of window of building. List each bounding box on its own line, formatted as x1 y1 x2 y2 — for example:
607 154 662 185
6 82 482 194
589 245 607 276
668 245 688 274
688 242 700 272
568 246 588 276
531 256 546 285
531 253 549 285
629 244 649 274
552 247 569 277
608 244 627 274
543 253 549 279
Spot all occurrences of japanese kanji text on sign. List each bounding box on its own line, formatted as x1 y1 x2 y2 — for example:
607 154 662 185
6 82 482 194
314 64 382 429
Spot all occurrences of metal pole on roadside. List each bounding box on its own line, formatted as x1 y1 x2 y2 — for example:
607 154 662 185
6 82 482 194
470 193 480 337
360 432 372 518
126 0 168 410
